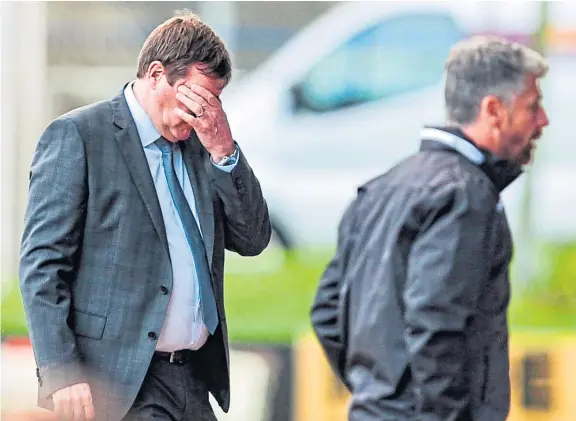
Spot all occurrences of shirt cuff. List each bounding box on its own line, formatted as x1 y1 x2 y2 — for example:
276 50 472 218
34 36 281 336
211 145 239 173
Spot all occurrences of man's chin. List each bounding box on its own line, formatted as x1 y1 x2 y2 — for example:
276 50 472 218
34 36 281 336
518 145 536 166
172 128 192 141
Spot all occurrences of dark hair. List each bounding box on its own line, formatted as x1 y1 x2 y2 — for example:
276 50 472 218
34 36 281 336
136 10 232 85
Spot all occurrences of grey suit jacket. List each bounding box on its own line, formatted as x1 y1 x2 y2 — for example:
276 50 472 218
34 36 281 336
19 87 271 421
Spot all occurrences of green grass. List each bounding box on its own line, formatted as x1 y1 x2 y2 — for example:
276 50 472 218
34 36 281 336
509 304 576 332
3 245 575 343
1 280 29 337
224 250 332 343
509 292 576 332
509 242 576 332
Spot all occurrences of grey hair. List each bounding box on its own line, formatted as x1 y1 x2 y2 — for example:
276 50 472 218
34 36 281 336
444 35 548 125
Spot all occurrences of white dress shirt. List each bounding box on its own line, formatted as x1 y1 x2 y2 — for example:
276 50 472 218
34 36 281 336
124 82 236 351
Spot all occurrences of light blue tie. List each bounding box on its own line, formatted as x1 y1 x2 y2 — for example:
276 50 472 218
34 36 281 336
156 137 219 334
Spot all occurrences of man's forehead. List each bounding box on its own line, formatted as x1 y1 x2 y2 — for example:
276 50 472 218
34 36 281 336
181 65 226 95
184 79 225 96
521 74 542 100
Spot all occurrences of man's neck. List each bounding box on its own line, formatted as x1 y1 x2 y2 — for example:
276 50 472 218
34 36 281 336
458 124 499 156
132 79 151 114
132 79 164 136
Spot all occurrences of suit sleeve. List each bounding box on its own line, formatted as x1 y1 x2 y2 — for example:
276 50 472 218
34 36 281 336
208 144 271 256
310 199 357 389
19 117 88 399
404 184 493 421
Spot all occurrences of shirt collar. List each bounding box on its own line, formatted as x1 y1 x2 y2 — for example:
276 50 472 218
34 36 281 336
420 127 485 164
123 81 161 147
420 126 523 192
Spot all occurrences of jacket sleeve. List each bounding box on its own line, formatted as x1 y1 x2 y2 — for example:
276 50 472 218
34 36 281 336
19 117 88 399
404 183 494 421
209 145 271 256
310 199 357 389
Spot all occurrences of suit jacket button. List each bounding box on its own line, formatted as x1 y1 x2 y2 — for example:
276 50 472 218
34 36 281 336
148 332 157 340
160 285 168 294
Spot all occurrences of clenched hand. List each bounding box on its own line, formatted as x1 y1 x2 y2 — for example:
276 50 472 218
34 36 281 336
52 382 95 421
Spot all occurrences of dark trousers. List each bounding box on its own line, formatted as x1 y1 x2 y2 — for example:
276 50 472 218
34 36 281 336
123 353 217 421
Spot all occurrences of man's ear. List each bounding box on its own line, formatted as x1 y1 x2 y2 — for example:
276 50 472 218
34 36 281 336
147 61 165 87
481 95 507 129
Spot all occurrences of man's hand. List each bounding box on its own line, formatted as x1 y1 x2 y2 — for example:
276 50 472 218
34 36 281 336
52 382 95 421
174 84 235 162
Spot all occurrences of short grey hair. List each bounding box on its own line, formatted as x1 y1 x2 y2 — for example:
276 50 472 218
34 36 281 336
444 35 548 125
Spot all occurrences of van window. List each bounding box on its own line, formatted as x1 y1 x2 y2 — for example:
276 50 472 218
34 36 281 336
294 13 464 113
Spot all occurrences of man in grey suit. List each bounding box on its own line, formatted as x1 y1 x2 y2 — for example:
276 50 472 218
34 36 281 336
19 11 271 421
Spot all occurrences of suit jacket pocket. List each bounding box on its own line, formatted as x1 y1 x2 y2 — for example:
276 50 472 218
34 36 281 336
70 309 107 340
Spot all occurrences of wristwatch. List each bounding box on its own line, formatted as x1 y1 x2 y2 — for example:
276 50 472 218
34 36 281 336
214 146 239 166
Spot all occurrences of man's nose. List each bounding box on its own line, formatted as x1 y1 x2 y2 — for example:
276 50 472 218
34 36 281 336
539 108 550 128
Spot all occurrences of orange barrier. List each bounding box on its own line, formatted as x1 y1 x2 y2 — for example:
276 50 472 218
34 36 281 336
545 28 576 54
294 332 576 421
508 332 576 421
293 333 350 421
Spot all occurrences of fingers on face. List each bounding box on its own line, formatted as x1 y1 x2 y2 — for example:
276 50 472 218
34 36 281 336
173 107 197 125
177 86 210 109
174 84 224 126
180 84 220 108
175 92 205 117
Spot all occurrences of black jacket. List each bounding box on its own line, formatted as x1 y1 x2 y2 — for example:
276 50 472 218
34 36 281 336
310 127 522 421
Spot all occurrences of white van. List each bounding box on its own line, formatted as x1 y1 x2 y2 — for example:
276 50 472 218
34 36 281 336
223 1 576 270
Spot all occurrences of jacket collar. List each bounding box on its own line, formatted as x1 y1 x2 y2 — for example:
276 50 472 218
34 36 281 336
420 126 523 192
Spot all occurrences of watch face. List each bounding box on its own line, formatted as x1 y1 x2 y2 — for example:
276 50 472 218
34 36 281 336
215 147 238 165
219 155 235 165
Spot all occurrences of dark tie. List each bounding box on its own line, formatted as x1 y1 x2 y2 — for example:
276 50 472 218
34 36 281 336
155 137 219 334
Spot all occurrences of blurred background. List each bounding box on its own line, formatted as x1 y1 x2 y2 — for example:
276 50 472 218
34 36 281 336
1 1 575 420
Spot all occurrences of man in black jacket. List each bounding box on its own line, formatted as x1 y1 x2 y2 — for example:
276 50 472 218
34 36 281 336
310 36 549 421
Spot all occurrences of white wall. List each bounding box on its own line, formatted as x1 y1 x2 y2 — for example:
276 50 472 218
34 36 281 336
1 1 49 282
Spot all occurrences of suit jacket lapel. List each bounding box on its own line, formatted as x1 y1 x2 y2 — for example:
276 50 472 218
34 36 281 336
111 88 169 252
180 136 215 268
